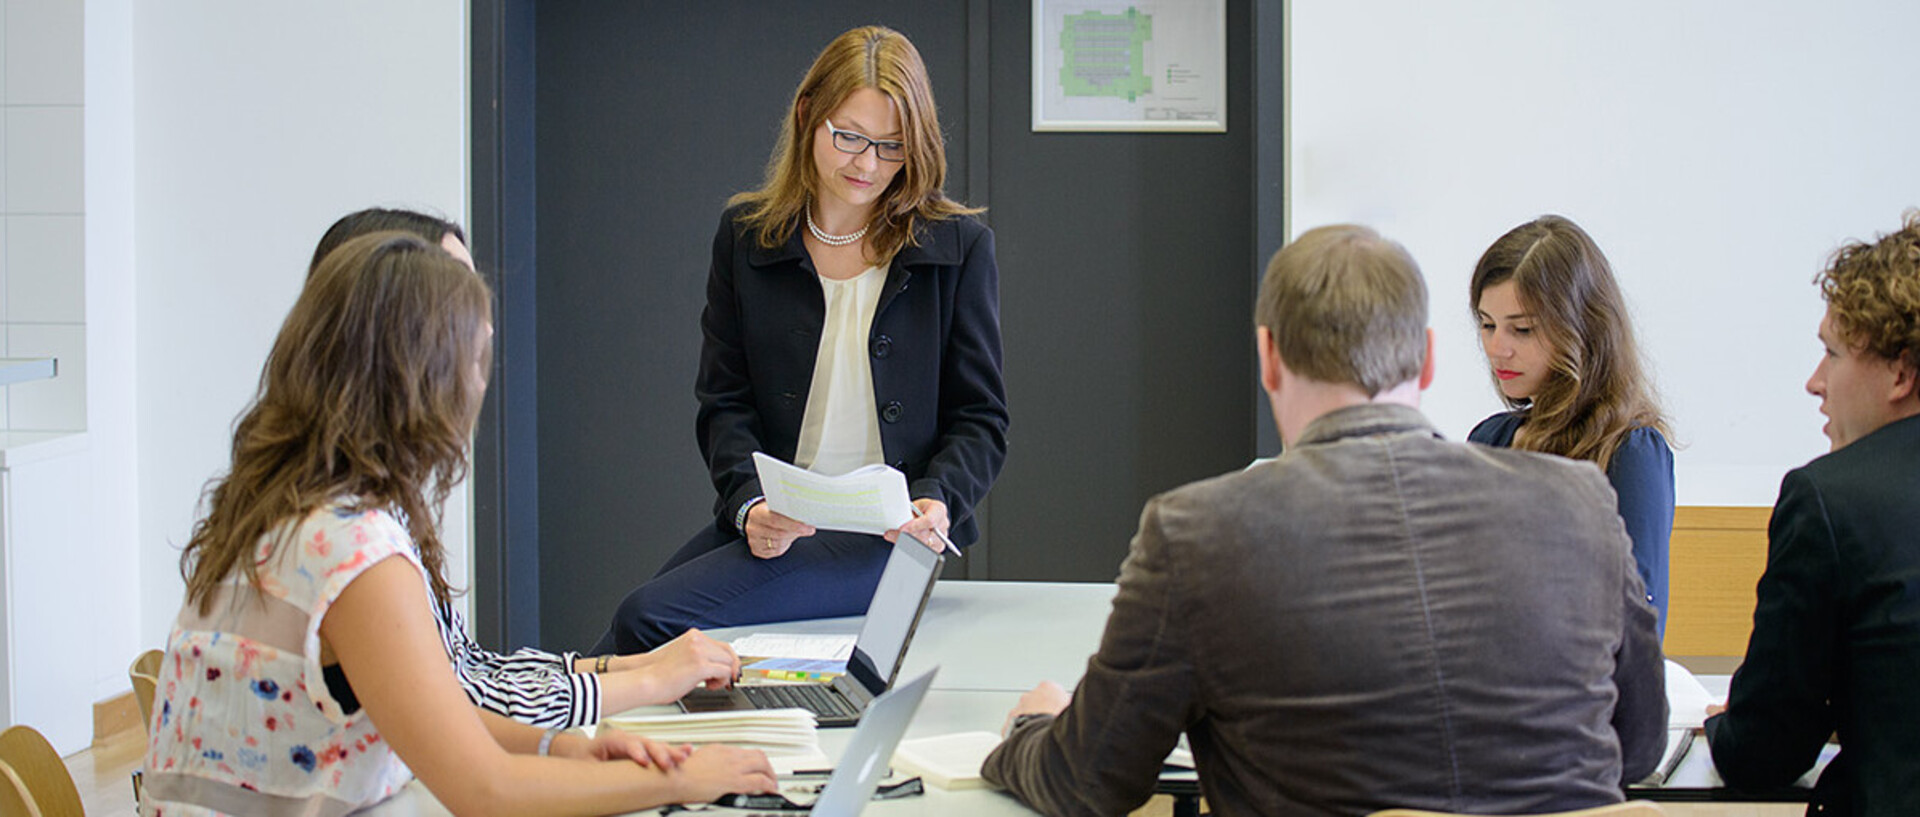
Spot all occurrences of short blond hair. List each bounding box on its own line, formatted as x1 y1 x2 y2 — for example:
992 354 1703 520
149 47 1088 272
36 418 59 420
1820 211 1920 371
1256 225 1427 396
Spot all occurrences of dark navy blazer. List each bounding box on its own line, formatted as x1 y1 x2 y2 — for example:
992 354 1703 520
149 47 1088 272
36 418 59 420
694 204 1009 547
1707 413 1920 815
1469 411 1674 635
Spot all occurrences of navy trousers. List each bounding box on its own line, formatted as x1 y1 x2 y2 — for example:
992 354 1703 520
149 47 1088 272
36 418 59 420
590 521 893 655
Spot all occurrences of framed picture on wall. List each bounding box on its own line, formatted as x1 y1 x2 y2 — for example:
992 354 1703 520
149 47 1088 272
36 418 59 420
1031 0 1227 132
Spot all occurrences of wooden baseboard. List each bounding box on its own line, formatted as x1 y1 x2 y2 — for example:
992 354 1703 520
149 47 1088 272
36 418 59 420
1665 505 1772 659
93 689 143 748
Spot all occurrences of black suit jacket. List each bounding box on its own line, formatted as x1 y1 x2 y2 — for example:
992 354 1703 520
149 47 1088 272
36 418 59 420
1706 413 1920 816
694 204 1009 547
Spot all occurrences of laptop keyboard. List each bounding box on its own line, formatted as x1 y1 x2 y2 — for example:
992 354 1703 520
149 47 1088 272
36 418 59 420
741 683 861 719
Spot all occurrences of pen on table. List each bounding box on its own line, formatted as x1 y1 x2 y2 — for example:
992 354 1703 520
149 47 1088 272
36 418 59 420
1656 727 1697 784
785 767 890 779
908 504 961 556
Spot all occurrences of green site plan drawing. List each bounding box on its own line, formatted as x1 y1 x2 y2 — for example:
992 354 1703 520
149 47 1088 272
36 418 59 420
1059 7 1152 102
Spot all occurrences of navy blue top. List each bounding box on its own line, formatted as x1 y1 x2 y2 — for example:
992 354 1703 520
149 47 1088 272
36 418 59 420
1468 411 1674 636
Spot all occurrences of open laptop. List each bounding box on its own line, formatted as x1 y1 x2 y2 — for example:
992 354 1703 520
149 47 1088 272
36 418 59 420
714 667 938 814
680 537 944 727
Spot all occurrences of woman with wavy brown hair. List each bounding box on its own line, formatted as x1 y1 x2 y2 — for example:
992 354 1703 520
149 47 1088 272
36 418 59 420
305 208 741 733
1468 215 1675 634
145 232 773 816
593 25 1008 654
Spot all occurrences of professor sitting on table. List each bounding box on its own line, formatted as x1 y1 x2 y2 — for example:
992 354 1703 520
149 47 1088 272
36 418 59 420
1705 213 1920 816
982 225 1667 817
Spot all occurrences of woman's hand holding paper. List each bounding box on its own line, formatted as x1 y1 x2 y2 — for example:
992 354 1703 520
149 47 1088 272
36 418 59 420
744 503 816 559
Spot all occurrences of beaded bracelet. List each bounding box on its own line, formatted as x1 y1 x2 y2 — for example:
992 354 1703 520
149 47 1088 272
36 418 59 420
735 496 766 532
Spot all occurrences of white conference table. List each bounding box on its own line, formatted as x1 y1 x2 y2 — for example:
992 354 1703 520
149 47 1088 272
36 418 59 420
372 579 1811 815
714 579 1120 694
369 581 1116 816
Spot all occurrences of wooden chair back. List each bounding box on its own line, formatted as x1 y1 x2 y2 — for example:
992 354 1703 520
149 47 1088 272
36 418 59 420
0 725 84 817
1370 800 1666 817
0 757 47 817
130 648 164 733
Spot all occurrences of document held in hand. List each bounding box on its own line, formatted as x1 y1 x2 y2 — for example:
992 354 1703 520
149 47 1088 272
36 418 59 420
752 452 916 536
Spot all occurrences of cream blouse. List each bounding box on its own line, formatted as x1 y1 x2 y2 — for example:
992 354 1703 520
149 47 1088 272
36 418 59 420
792 264 886 476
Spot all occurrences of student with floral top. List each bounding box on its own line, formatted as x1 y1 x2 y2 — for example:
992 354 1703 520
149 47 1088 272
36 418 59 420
142 232 774 816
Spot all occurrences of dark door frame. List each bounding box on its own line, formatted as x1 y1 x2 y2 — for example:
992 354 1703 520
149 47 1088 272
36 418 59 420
469 0 541 649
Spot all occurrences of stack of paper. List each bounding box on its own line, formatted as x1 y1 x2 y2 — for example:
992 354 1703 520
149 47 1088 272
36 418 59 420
730 633 856 661
891 731 1002 790
603 709 827 773
731 633 855 684
742 657 846 683
891 731 1192 791
1665 659 1717 729
752 451 960 555
753 452 914 536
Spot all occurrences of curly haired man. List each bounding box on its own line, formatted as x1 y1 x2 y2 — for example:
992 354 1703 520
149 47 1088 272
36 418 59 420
1707 212 1920 816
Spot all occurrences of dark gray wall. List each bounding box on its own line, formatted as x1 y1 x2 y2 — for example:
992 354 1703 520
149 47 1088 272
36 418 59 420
982 1 1261 580
473 0 1283 652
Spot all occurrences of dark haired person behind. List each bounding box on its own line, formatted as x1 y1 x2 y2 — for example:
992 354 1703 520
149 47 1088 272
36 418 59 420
143 232 774 815
592 26 1007 654
983 225 1663 816
304 207 743 730
1468 215 1674 634
309 207 475 273
1706 213 1920 815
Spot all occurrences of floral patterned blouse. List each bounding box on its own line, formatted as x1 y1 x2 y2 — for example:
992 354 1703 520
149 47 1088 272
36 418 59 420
141 501 428 816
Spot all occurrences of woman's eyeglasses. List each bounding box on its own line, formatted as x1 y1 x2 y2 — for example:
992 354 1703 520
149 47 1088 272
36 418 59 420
825 119 907 163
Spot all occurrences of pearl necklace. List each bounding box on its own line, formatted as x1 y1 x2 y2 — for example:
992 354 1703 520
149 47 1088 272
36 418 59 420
806 206 868 246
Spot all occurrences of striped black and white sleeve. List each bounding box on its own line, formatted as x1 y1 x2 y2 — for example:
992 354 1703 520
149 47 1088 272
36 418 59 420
433 598 602 729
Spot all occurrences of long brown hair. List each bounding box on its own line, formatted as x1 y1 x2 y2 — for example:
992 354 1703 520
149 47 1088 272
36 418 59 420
729 25 979 261
180 232 492 612
1470 215 1667 471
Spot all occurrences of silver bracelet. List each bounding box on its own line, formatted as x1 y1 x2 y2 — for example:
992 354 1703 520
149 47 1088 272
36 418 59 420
537 726 564 757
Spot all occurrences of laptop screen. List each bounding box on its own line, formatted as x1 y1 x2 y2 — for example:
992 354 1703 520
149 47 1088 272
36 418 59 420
812 667 937 815
845 539 942 693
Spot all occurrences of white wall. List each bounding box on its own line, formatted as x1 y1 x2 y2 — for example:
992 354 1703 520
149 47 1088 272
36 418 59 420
6 0 88 430
84 0 138 720
1288 1 1920 505
124 1 470 651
